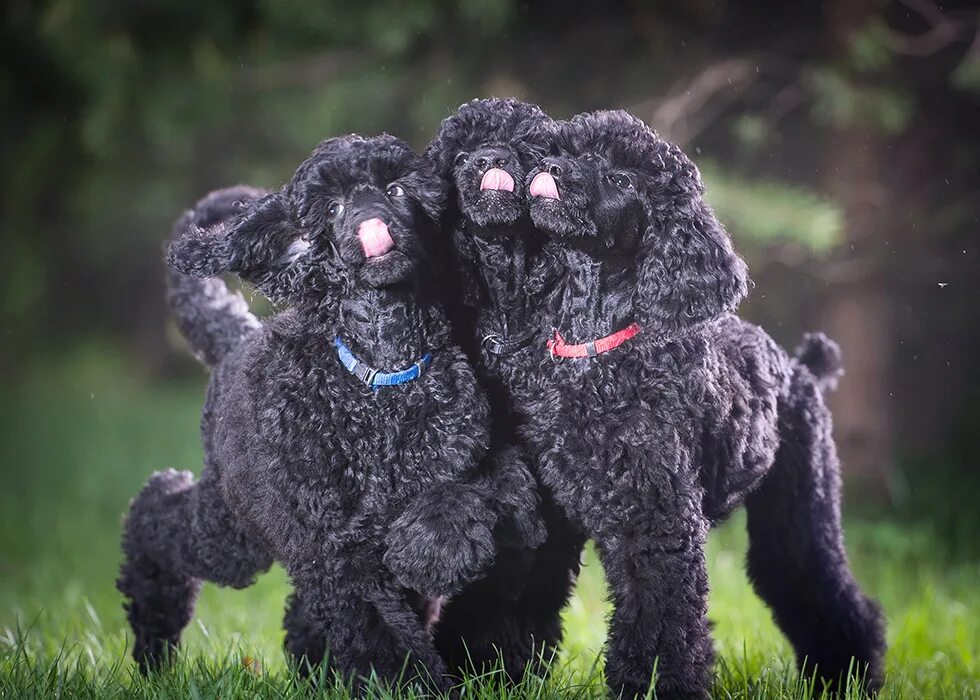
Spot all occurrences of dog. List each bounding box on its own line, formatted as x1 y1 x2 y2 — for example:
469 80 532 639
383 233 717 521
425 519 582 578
518 110 886 698
424 98 587 680
118 134 544 691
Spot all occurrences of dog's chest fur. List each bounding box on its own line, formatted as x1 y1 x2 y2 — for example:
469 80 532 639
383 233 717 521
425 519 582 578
519 317 791 531
230 310 487 542
455 230 547 424
509 246 702 530
518 340 706 529
284 359 475 497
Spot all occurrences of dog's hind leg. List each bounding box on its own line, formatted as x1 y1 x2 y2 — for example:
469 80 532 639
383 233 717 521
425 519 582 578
283 588 448 684
118 468 272 673
745 368 886 693
283 591 328 676
434 496 584 682
285 566 450 693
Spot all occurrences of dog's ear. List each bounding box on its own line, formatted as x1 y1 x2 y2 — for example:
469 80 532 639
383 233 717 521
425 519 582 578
635 154 749 338
421 128 455 184
167 190 292 278
167 219 234 278
402 155 449 224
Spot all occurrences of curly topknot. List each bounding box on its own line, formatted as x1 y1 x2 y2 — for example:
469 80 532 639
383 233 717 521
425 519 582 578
426 97 555 176
559 109 704 208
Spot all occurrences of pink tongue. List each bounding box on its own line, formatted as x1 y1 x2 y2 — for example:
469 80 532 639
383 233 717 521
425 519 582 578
530 172 560 200
480 168 515 192
357 218 394 258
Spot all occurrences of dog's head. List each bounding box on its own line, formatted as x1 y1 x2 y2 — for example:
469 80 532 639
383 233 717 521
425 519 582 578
426 98 554 230
528 110 749 338
168 134 445 305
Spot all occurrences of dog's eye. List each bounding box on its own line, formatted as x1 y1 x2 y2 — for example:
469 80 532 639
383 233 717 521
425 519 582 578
454 152 469 167
610 173 633 189
386 184 406 197
328 202 345 219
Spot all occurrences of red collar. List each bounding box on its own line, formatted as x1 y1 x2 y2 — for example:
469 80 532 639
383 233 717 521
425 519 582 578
547 323 642 359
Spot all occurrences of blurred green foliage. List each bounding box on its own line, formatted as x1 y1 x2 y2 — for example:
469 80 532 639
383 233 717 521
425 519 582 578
5 0 941 355
805 66 913 134
703 164 843 253
3 0 978 493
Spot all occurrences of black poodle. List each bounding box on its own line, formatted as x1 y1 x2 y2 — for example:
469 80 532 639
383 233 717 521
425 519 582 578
423 98 587 680
518 109 886 698
117 134 544 691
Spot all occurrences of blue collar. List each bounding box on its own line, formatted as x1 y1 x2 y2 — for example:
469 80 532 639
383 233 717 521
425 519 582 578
334 337 432 388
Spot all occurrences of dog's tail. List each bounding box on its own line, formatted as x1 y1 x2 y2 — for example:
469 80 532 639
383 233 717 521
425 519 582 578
792 332 843 393
744 341 886 693
165 187 266 367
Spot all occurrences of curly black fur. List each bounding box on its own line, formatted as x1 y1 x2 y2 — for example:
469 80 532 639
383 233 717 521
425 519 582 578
517 109 885 698
118 134 545 691
424 99 587 681
164 186 267 366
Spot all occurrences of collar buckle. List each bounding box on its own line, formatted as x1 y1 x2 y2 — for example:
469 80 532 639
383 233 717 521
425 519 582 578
482 328 535 356
547 329 564 363
481 333 504 355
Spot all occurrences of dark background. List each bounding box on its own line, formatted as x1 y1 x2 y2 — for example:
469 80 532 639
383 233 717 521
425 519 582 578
2 0 979 503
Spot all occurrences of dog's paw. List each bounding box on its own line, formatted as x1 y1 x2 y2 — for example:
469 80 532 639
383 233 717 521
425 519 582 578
384 484 497 597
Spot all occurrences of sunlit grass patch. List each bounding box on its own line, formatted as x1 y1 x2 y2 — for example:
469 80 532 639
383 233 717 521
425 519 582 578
0 372 977 698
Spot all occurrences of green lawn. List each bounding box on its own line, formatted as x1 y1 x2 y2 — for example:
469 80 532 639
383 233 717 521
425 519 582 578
0 361 977 698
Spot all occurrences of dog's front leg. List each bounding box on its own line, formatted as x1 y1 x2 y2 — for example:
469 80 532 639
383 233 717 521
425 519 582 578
596 484 713 700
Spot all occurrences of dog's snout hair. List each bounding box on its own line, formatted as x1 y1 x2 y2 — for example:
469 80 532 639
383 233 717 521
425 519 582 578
341 197 395 237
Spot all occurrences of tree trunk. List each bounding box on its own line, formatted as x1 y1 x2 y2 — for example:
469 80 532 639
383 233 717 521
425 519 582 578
819 0 895 499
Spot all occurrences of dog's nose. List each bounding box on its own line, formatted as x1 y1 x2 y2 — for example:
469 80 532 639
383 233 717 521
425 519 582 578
473 148 512 172
543 158 568 177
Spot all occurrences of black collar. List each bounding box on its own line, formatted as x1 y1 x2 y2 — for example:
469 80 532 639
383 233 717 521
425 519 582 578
480 326 536 356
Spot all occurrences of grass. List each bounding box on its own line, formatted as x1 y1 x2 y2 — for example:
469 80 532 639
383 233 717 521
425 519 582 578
0 358 977 698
